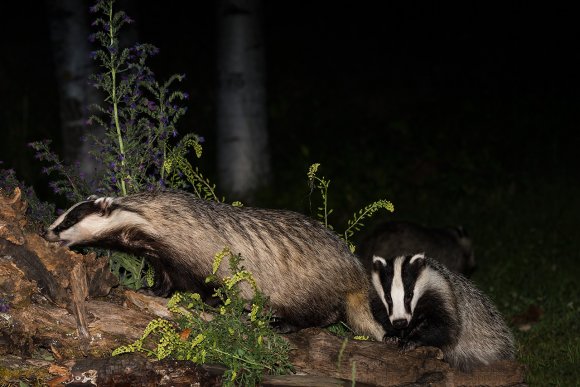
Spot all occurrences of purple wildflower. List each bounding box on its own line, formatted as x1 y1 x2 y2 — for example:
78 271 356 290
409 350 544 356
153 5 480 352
0 301 10 313
89 4 98 13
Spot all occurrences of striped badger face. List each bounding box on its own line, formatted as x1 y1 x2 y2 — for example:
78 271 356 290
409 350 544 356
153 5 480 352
44 196 137 247
371 253 428 329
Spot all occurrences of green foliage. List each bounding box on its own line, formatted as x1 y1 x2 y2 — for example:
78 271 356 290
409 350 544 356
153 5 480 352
163 133 221 202
107 251 151 290
28 141 92 203
30 0 204 201
113 248 293 386
87 0 191 196
308 163 394 252
307 163 332 228
28 0 216 289
343 199 394 253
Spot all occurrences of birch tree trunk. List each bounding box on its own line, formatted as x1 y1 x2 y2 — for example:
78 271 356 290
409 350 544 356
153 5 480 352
216 0 271 202
46 0 103 182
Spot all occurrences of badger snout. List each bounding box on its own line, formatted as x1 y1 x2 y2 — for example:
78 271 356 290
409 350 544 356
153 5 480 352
43 229 60 243
392 319 409 329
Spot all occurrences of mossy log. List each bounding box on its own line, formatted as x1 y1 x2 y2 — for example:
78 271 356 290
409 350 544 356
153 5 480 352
0 188 526 386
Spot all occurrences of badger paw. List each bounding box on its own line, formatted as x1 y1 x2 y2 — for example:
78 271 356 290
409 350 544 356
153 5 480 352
400 340 421 352
382 335 401 346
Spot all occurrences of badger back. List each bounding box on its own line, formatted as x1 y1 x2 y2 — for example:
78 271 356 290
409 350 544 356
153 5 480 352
359 221 476 276
46 191 370 326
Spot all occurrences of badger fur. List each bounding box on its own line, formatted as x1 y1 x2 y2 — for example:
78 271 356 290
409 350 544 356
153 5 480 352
358 221 476 276
45 190 385 340
371 253 514 371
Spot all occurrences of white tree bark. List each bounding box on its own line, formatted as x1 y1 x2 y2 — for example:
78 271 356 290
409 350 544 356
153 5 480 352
46 0 102 181
216 0 271 202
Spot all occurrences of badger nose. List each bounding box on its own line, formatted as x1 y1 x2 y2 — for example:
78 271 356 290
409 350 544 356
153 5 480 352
392 319 408 329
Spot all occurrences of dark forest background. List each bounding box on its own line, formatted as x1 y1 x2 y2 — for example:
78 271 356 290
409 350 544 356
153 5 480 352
0 2 579 383
2 2 578 212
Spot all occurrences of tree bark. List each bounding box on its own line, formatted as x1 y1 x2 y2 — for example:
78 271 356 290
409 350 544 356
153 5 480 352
45 0 103 181
216 0 271 202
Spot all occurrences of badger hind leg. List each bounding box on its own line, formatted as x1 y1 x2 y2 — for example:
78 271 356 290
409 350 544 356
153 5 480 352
345 290 386 341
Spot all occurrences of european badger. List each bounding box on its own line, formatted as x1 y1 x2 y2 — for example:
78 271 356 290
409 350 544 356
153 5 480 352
44 190 385 340
358 221 476 276
371 253 514 371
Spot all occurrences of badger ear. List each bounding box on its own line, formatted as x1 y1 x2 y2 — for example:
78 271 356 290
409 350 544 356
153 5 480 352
372 255 387 266
87 194 99 201
94 197 115 215
409 253 426 266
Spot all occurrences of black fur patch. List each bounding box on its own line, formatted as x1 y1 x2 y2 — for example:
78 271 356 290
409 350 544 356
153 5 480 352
401 255 426 314
53 202 100 233
373 258 393 315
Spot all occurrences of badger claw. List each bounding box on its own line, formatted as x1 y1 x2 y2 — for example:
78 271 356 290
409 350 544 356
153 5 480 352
382 335 401 345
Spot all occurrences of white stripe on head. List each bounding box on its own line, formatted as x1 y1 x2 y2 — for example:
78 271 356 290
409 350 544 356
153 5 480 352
371 256 388 311
390 255 411 323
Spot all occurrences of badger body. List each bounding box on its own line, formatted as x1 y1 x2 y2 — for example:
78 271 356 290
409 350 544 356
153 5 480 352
45 190 385 339
371 253 514 371
358 221 476 276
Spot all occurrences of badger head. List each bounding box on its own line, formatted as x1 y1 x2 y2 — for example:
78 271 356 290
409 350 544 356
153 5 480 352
371 253 429 330
44 196 121 246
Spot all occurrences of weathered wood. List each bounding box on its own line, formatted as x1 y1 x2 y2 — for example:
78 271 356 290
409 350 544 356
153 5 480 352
286 328 450 386
0 238 68 305
66 354 223 386
284 328 527 386
125 289 214 322
70 261 91 347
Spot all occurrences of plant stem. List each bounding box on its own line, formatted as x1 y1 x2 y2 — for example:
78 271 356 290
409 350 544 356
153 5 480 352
109 2 127 196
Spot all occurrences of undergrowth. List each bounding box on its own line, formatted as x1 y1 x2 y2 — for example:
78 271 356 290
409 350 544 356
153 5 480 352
113 248 293 386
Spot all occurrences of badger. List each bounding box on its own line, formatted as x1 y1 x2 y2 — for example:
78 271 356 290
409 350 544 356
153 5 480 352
44 190 385 340
371 253 514 371
358 221 476 276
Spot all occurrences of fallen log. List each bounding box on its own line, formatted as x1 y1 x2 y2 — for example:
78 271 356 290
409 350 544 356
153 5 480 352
0 188 526 386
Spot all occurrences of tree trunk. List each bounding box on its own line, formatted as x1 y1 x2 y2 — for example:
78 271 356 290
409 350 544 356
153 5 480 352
216 0 271 203
45 0 103 182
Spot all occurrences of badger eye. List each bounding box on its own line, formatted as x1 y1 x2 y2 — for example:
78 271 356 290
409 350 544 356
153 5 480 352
404 292 413 303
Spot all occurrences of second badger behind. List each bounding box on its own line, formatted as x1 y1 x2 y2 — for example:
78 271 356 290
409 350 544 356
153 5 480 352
45 190 385 340
371 253 515 371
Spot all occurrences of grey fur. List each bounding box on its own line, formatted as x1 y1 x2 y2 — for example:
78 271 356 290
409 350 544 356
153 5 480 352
45 190 385 340
371 254 515 371
358 221 476 276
